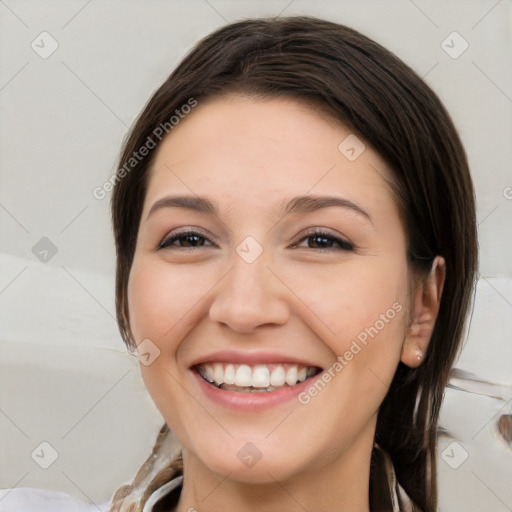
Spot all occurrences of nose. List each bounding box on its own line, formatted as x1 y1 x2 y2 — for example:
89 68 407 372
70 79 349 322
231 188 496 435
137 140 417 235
208 252 290 333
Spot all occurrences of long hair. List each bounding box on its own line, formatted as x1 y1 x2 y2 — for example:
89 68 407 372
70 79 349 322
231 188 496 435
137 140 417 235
110 16 478 511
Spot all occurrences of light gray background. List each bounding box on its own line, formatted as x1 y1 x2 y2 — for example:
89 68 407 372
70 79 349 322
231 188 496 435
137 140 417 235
0 0 511 510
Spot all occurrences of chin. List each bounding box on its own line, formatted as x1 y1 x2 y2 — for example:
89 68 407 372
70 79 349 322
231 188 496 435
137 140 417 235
189 439 312 484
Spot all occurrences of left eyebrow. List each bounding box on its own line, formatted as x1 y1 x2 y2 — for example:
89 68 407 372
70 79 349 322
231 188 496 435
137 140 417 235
280 195 373 224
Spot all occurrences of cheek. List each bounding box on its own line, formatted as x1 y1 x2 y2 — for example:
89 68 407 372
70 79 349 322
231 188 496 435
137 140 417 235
282 252 410 404
127 259 211 343
289 257 409 431
290 256 409 343
126 259 209 439
127 262 167 342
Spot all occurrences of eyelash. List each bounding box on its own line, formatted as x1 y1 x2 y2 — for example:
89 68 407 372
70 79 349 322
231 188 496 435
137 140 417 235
159 230 215 250
292 229 354 251
159 229 354 252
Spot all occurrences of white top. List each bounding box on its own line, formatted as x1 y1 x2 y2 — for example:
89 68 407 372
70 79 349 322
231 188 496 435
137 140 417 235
0 476 183 512
0 487 110 511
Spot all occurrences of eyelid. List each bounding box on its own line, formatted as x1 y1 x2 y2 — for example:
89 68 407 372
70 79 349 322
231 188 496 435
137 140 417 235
159 227 218 249
289 228 354 251
159 227 354 251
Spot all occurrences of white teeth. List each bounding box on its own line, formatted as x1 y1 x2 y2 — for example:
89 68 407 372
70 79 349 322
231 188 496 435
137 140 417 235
252 365 271 388
224 364 235 385
213 363 224 385
234 365 252 387
198 362 317 391
204 365 214 382
285 365 298 386
270 365 286 387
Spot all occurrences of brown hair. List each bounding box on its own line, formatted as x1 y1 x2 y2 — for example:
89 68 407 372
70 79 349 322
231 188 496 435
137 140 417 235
110 16 478 512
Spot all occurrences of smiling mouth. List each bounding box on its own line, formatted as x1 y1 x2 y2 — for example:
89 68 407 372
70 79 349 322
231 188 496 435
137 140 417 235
195 362 322 393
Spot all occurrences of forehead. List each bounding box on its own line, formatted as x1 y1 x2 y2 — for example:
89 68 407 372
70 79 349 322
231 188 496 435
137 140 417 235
144 95 399 223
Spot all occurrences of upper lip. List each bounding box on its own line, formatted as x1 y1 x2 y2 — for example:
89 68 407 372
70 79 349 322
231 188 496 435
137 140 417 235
189 349 323 369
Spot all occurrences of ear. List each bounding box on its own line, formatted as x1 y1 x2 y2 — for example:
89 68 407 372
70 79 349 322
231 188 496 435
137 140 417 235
401 256 446 368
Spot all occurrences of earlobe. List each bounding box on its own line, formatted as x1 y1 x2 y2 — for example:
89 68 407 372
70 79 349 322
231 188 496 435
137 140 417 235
401 256 446 368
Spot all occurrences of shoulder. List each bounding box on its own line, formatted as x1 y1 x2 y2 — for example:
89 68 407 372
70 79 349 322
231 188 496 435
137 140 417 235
0 487 110 512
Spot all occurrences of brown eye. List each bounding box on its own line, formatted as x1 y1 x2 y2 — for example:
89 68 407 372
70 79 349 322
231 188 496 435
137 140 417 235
295 230 354 251
159 230 215 249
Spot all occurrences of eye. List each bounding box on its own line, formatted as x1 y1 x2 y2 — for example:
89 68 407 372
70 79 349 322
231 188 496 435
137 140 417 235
159 230 216 250
293 230 354 251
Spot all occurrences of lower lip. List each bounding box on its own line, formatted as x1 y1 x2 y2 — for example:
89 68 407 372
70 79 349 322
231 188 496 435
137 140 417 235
192 369 320 411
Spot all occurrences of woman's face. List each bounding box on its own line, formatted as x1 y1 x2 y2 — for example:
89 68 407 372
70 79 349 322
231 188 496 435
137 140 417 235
128 95 412 483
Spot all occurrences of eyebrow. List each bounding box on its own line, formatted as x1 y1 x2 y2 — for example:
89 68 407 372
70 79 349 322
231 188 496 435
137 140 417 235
147 195 218 219
146 194 372 224
280 195 372 223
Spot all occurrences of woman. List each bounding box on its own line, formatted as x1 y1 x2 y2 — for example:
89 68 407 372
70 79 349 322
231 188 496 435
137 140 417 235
106 15 478 512
0 14 478 512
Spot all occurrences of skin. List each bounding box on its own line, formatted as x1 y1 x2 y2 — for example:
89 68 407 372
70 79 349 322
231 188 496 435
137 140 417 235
127 95 445 512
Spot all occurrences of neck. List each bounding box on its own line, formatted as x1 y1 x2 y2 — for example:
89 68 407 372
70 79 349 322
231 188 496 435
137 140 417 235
174 420 375 512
